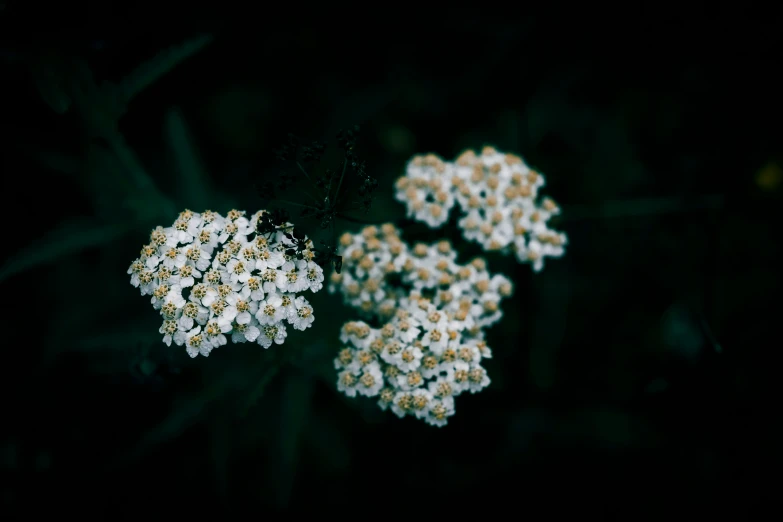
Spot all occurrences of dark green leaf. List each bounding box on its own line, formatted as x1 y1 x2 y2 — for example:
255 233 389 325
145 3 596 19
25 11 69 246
165 107 212 210
0 218 135 283
273 371 314 508
117 34 213 105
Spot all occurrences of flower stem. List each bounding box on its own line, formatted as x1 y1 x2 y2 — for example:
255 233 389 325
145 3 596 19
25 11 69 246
335 213 372 224
296 162 323 203
277 199 320 211
332 158 348 205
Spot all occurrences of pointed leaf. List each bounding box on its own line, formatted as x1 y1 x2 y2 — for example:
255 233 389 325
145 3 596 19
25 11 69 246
208 415 231 500
328 84 398 135
273 371 314 508
118 34 213 105
120 374 234 464
0 218 134 283
303 411 350 473
165 107 211 209
18 144 80 176
30 58 72 114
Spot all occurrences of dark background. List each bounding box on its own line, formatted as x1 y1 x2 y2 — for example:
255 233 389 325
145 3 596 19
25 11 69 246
2 8 782 516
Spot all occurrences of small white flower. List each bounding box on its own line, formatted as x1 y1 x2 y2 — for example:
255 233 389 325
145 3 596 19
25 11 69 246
150 282 171 310
410 388 433 419
196 227 220 253
128 259 146 288
160 245 187 270
159 319 185 347
260 268 284 294
231 317 261 343
395 370 425 391
184 326 211 358
166 216 201 245
181 241 212 272
305 262 325 293
355 362 383 397
395 346 423 372
179 301 209 330
255 293 286 325
424 397 455 427
226 287 257 325
278 259 309 293
225 258 251 284
255 247 285 271
428 376 455 401
467 365 491 393
174 264 199 288
447 361 471 394
391 391 414 418
337 370 359 397
257 322 287 349
162 284 187 309
289 295 315 331
204 320 231 349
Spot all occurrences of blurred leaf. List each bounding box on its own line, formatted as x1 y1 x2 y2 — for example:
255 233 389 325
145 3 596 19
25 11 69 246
303 411 350 472
529 269 570 391
29 53 72 114
19 145 80 176
661 303 705 361
117 34 213 105
0 218 134 283
755 161 781 192
239 360 281 417
69 326 161 353
273 371 314 509
327 84 398 134
122 374 234 463
139 359 157 376
104 132 174 214
208 414 231 500
60 58 125 137
84 142 138 217
165 107 212 209
646 378 670 394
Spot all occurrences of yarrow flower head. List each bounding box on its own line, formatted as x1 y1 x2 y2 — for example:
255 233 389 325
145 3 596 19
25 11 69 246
128 209 324 358
395 146 568 271
329 224 513 426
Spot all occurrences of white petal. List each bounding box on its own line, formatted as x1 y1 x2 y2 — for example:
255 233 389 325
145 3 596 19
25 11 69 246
245 326 260 342
179 316 194 330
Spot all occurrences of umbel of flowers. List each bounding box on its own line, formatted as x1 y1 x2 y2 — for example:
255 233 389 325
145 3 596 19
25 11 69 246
329 224 513 427
128 209 324 357
394 146 568 271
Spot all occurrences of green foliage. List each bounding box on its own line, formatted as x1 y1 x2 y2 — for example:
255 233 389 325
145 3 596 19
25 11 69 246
2 35 215 283
116 34 213 106
7 19 776 511
0 218 135 283
126 374 234 461
273 371 314 508
165 107 213 210
239 358 282 417
30 52 72 114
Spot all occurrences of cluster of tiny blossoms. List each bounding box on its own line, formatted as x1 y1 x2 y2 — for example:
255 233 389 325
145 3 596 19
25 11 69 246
127 209 324 358
329 224 513 426
394 146 568 271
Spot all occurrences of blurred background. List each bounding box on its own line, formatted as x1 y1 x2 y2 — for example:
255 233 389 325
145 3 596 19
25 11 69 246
1 7 782 516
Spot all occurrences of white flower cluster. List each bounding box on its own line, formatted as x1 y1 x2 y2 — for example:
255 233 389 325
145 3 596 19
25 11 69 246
394 146 568 271
127 209 324 358
329 224 513 426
